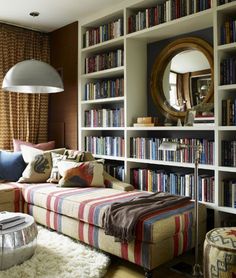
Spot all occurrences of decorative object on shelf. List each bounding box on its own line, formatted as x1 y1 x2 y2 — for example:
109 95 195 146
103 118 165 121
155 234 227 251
2 12 64 94
192 102 214 113
158 140 203 277
184 109 196 126
177 118 182 126
150 37 214 122
163 118 173 126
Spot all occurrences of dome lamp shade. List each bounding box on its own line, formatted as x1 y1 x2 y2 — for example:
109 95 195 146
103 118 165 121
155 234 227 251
2 60 64 94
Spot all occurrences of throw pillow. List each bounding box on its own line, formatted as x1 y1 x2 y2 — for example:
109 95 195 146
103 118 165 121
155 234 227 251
21 145 65 163
18 147 65 183
0 151 26 182
13 139 55 152
46 152 64 183
18 152 52 183
21 145 43 163
47 150 84 184
58 161 104 188
62 149 84 162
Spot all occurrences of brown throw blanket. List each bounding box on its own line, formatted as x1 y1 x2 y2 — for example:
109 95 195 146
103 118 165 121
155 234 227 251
102 192 191 242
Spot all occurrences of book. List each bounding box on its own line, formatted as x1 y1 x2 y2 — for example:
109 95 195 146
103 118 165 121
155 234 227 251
133 123 155 127
0 217 25 230
137 117 153 124
0 211 22 224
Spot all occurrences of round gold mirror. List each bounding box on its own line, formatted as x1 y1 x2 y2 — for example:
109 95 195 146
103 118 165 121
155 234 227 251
150 37 214 121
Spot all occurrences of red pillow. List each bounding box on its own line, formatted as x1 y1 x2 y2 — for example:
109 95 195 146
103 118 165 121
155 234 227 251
13 139 55 152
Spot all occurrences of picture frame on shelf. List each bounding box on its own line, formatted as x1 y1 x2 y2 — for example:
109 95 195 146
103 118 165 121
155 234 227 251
184 110 196 126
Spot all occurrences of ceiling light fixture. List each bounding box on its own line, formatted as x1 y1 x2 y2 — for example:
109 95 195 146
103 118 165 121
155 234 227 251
2 12 64 94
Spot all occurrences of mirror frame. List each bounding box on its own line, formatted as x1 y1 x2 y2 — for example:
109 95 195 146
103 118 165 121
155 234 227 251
150 37 214 121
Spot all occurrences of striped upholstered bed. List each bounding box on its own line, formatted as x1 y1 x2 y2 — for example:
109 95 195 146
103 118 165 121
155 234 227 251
0 182 206 272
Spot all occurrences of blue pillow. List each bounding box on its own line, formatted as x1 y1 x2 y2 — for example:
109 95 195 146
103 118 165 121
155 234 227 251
0 151 26 181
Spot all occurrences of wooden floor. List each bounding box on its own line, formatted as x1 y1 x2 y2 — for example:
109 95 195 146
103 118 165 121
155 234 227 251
105 249 197 278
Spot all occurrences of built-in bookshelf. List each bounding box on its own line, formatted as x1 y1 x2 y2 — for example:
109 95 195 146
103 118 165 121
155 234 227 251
79 0 236 227
216 0 236 225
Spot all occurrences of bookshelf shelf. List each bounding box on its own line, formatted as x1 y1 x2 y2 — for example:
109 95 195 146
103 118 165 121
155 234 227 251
126 9 213 43
93 154 125 161
127 126 216 131
81 36 124 53
218 126 236 131
218 84 236 91
81 127 124 131
79 0 236 226
217 42 236 52
81 96 125 105
218 166 236 173
127 158 215 170
81 66 124 79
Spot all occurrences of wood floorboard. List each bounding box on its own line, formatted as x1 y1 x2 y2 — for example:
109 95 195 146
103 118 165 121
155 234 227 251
104 249 200 278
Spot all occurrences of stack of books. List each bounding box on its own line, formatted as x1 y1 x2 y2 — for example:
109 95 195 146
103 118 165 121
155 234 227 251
133 117 157 127
193 114 215 126
0 211 25 230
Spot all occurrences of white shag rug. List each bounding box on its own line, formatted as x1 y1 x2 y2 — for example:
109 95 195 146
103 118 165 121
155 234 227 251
0 226 110 278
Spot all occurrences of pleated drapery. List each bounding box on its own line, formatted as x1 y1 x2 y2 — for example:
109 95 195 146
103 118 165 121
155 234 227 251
0 23 50 150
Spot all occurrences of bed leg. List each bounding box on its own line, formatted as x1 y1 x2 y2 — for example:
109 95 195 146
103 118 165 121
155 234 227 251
144 268 153 278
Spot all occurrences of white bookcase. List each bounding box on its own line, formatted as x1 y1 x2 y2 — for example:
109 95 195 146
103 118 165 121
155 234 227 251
79 0 236 226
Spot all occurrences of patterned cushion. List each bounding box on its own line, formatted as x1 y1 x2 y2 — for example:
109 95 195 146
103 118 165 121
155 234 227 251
18 148 65 183
204 227 236 278
0 151 26 181
58 161 104 188
47 150 84 184
47 153 64 183
18 152 52 183
13 139 55 152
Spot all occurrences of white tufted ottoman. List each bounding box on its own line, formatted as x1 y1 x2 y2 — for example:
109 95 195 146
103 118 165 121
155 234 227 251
204 227 236 278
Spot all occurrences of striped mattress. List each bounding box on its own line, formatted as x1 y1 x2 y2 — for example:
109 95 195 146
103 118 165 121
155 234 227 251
14 182 207 244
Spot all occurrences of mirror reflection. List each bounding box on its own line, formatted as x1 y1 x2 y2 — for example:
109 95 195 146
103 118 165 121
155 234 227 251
163 50 211 112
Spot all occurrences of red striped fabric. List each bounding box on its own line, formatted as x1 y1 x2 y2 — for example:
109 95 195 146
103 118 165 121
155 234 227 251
121 242 128 260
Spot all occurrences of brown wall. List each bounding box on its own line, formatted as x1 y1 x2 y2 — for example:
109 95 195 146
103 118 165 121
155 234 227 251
48 21 78 149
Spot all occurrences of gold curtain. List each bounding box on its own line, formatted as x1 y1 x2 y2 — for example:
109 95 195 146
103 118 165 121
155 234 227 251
0 23 50 150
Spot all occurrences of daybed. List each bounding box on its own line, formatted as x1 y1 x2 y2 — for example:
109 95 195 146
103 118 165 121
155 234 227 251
0 151 207 277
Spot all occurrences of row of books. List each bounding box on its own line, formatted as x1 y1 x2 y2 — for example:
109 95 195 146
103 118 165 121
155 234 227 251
104 164 125 181
221 17 236 45
84 108 124 127
0 211 25 230
83 18 123 48
220 57 236 85
85 136 125 157
131 168 214 203
221 140 236 167
84 78 124 100
218 0 236 5
222 99 236 126
130 137 214 165
85 49 124 74
222 179 236 208
193 115 215 126
128 0 211 33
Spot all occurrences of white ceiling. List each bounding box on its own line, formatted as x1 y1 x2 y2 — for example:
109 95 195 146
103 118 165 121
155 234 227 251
0 0 126 32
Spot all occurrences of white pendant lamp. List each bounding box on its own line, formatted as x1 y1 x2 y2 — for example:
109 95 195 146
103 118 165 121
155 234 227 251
2 59 64 93
2 11 64 94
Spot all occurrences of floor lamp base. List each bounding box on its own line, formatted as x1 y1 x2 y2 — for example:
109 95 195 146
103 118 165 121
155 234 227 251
170 262 203 277
192 263 203 277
